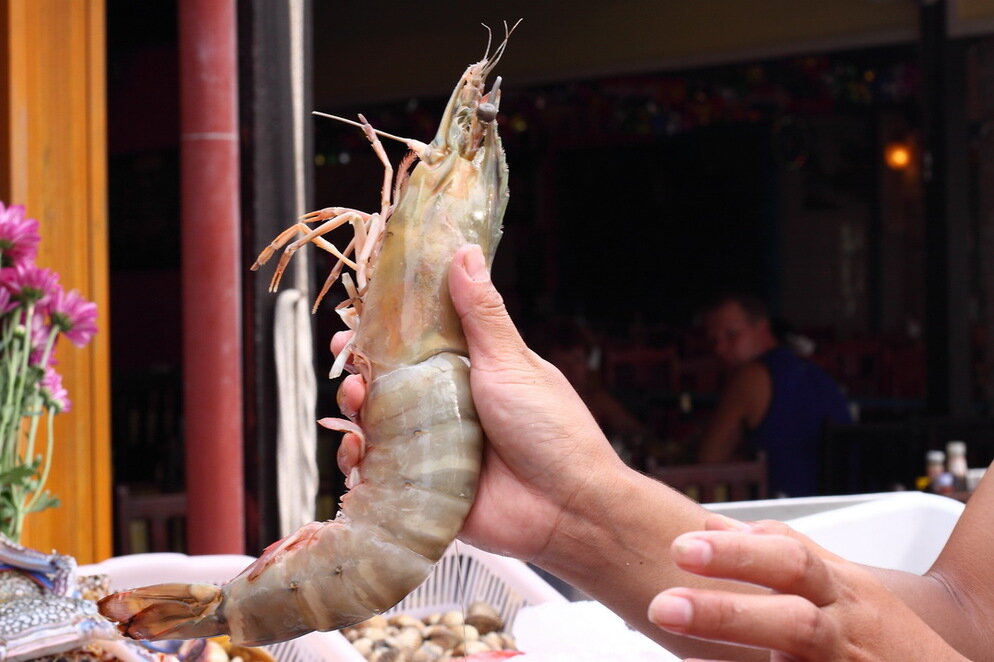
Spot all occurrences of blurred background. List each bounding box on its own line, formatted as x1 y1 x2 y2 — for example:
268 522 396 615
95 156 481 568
49 0 994 556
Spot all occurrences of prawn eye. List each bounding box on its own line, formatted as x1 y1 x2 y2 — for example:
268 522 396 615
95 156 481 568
476 102 498 123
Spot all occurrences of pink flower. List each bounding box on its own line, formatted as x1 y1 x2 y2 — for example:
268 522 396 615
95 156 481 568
3 263 59 306
48 288 97 347
0 287 13 315
40 367 70 413
0 203 40 268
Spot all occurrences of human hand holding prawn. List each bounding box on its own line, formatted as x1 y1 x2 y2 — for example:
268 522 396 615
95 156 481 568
332 243 629 563
650 515 969 661
333 244 773 661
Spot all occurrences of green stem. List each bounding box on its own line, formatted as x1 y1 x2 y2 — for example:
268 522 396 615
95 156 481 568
23 406 55 518
0 317 13 465
0 312 28 540
4 304 33 468
24 326 59 466
0 312 21 465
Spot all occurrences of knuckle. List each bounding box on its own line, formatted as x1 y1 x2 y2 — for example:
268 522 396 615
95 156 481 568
696 593 740 635
477 288 507 317
463 278 506 320
785 599 827 649
753 518 789 535
781 538 820 585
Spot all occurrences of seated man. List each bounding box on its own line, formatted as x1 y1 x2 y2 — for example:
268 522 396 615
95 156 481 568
697 294 851 496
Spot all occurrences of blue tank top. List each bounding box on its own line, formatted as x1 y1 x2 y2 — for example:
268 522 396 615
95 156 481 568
745 347 852 497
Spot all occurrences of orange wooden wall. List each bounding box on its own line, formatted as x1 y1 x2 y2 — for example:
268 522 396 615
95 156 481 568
0 0 112 563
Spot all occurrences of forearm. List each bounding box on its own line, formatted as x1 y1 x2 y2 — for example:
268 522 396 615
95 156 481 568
865 551 994 660
864 469 994 661
533 465 765 661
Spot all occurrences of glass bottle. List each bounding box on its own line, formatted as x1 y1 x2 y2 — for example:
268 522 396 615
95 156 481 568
925 450 946 491
946 441 968 492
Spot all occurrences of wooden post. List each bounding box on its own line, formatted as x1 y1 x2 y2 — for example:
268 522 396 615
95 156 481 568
179 0 245 554
0 0 112 563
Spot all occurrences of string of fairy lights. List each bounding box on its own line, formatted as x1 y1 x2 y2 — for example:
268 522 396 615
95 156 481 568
314 48 921 168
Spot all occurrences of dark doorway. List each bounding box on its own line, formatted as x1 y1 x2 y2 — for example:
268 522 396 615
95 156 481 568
553 123 772 326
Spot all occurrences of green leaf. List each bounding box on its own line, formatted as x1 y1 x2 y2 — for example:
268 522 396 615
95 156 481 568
0 464 37 484
25 365 44 385
0 494 17 519
26 492 58 513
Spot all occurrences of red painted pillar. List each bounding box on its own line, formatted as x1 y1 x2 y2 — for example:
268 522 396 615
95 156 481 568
179 0 245 554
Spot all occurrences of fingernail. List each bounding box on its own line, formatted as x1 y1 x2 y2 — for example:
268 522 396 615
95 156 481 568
649 593 693 629
462 244 488 281
673 536 712 567
337 390 356 420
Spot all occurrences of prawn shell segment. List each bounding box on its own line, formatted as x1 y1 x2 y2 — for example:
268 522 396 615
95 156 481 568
221 353 482 646
222 522 435 646
347 353 483 558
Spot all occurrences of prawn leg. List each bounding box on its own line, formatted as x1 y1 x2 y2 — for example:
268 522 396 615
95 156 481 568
265 214 363 292
313 237 356 312
349 114 399 290
251 207 364 268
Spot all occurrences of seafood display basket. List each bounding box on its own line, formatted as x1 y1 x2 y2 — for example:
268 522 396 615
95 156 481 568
78 552 361 662
80 544 566 662
384 541 568 626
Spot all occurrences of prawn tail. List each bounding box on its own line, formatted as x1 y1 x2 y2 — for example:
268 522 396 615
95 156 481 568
97 582 227 641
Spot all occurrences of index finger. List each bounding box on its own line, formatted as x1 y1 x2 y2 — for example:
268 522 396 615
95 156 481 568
671 531 837 606
649 587 836 658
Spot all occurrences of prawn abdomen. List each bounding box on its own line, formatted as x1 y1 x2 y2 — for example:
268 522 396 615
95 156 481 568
222 520 435 644
348 352 483 554
225 353 483 645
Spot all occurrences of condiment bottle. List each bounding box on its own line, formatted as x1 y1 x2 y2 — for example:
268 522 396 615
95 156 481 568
925 450 946 491
933 472 955 495
946 441 968 492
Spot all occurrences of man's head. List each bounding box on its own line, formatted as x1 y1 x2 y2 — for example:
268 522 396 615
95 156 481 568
704 294 778 367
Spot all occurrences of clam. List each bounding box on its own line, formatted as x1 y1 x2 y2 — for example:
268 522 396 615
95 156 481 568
452 639 490 656
369 647 406 662
464 601 502 635
388 626 423 650
411 641 445 662
423 624 460 651
389 613 423 629
439 610 464 627
352 636 374 657
352 602 517 661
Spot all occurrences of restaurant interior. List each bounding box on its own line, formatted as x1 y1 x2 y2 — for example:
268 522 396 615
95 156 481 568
94 0 994 557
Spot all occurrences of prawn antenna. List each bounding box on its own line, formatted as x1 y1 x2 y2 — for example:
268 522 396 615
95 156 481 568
312 112 428 153
483 19 521 75
481 23 493 62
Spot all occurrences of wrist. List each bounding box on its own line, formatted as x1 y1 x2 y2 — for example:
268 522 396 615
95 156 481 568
530 464 767 660
532 451 630 569
534 460 703 591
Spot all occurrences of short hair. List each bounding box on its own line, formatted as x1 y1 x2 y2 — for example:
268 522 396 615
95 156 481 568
705 292 769 323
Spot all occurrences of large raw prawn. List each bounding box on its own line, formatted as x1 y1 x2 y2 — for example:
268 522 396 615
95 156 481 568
98 25 514 646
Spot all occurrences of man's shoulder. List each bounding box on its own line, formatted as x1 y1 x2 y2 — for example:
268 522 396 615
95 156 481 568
762 349 852 419
764 346 831 380
731 359 773 386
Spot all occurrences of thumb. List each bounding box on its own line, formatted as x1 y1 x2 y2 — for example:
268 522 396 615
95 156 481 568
449 244 528 368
